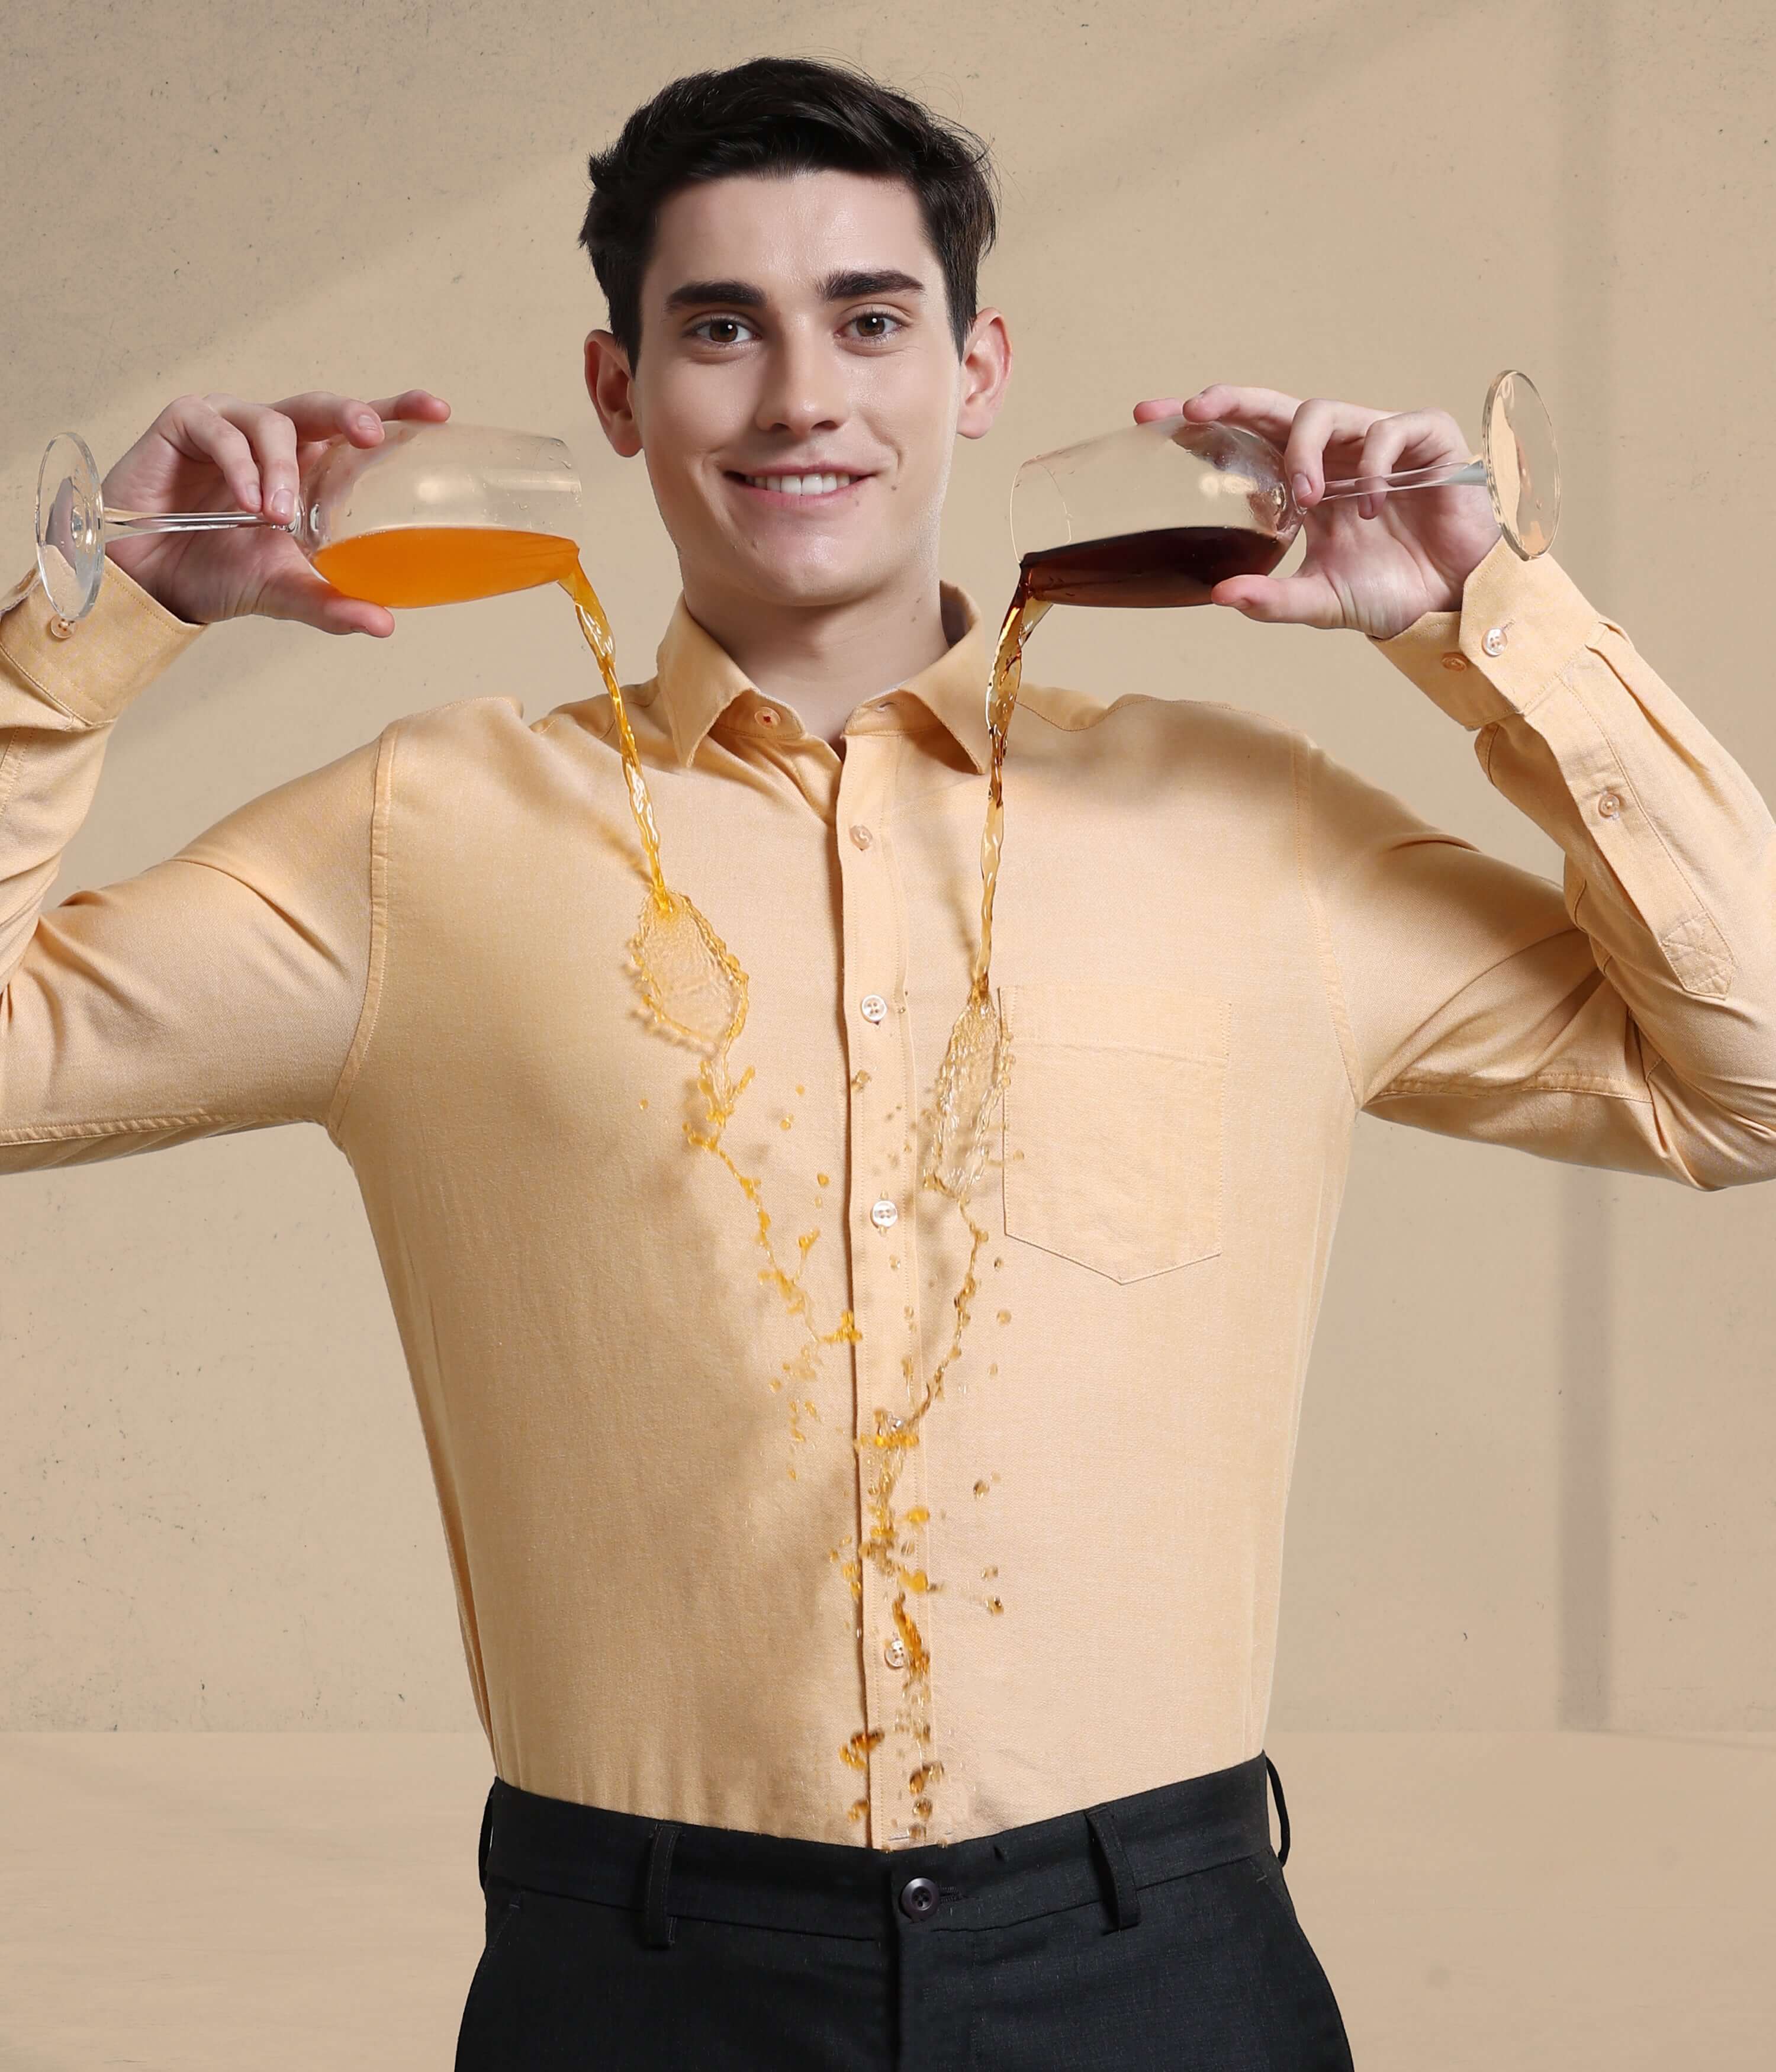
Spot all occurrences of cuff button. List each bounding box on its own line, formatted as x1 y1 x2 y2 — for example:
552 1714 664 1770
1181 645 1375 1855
1481 626 1508 657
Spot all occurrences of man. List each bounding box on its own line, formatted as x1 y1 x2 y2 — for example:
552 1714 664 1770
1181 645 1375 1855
4 51 1773 2072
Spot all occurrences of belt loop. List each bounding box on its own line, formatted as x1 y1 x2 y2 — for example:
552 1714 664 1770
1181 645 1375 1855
477 1780 496 1894
1084 1804 1143 1931
1263 1753 1291 1867
642 1820 681 1949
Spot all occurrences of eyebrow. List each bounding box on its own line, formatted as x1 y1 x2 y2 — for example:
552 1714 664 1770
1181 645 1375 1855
662 268 928 314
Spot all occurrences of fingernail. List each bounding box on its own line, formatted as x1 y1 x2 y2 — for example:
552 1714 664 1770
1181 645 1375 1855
269 487 292 521
1292 472 1313 505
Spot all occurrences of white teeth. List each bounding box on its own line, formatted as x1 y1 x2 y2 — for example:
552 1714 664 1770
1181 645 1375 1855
740 472 857 494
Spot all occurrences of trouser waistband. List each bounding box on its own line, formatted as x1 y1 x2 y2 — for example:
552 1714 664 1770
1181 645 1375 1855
477 1750 1291 1945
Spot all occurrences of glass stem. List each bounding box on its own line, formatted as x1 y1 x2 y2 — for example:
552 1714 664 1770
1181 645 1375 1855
1316 457 1487 503
102 508 296 535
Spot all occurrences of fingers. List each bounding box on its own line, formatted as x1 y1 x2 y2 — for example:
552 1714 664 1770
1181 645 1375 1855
268 387 446 439
194 393 301 522
1137 385 1312 442
1159 389 1471 520
1180 387 1398 510
163 394 267 513
1349 407 1467 520
1281 397 1387 511
1149 386 1479 538
269 387 451 489
172 388 448 522
1180 385 1305 442
368 387 452 423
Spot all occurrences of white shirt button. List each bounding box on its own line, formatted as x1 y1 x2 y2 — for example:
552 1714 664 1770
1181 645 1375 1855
1440 651 1469 672
883 1635 908 1669
860 993 888 1024
754 704 781 728
871 1198 899 1230
849 823 873 850
1597 790 1622 818
1481 626 1508 657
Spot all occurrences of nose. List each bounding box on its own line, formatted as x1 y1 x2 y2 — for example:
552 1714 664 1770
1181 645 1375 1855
754 317 847 443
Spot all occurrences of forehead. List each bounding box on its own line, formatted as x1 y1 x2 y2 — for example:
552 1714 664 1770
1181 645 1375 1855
643 168 937 299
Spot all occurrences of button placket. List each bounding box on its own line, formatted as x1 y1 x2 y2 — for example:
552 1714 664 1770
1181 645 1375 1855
834 726 922 1843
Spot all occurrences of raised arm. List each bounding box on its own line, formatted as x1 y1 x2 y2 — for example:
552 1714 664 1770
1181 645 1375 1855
1 384 447 1171
1119 377 1776 1187
1298 541 1776 1187
0 558 388 1169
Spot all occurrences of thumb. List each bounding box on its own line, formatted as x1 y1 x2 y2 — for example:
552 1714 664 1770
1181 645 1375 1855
1211 571 1344 629
258 563 396 638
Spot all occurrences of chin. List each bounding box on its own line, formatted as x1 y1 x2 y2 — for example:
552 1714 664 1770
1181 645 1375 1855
734 556 881 607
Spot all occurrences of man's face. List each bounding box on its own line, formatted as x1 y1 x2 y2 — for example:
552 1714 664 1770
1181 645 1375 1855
585 168 1009 611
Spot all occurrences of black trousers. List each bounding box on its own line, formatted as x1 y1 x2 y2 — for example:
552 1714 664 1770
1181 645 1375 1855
454 1750 1354 2069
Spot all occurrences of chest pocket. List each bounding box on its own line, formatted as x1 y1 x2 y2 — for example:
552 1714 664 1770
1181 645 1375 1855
999 983 1228 1283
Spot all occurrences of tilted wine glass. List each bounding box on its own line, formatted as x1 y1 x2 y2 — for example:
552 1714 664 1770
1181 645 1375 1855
27 420 583 630
1007 368 1559 606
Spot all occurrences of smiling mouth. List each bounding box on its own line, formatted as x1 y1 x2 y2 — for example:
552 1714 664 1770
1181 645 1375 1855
725 470 868 499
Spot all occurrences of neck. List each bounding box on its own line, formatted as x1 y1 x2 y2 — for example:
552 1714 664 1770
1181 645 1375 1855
681 555 958 751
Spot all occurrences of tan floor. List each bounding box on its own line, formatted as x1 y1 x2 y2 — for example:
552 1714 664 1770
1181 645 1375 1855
1 1730 1771 2069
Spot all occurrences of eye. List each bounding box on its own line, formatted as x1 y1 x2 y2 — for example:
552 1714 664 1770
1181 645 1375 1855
688 316 755 346
848 310 903 341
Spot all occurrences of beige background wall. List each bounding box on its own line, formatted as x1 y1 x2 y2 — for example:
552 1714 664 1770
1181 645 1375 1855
2 0 1772 1748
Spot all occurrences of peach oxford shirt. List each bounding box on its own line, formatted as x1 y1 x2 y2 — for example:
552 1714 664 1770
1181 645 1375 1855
3 539 1774 1850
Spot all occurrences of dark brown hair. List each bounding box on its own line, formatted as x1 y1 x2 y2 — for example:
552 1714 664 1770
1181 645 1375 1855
578 56 1000 370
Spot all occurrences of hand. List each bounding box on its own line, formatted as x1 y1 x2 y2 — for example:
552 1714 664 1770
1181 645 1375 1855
1130 385 1502 640
100 387 452 635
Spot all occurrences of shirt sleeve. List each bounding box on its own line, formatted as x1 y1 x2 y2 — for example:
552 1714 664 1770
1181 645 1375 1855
1294 535 1776 1189
0 555 388 1172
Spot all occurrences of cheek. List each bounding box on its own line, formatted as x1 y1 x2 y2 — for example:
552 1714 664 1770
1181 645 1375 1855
635 456 719 557
872 369 958 484
638 376 741 490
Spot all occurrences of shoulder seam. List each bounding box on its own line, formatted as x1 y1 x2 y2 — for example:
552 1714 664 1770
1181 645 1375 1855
325 719 398 1143
1014 686 1157 734
1291 733 1362 1111
0 726 21 821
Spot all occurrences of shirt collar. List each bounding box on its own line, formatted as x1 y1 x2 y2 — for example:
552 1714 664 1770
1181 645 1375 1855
650 580 995 773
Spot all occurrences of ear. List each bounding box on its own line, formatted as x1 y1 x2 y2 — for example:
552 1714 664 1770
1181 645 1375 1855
955 307 1013 443
585 330 642 458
